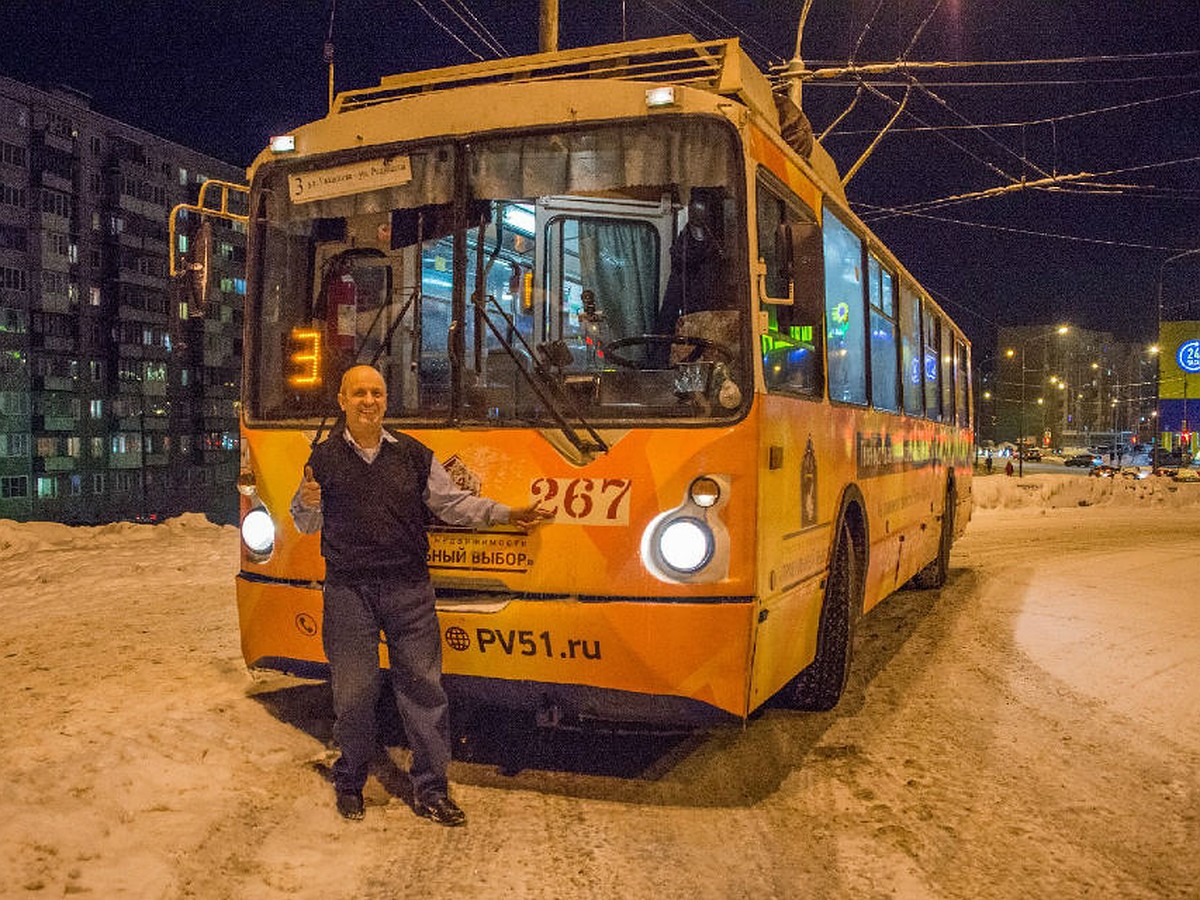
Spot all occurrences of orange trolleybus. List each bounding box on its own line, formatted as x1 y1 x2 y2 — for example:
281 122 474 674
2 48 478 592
230 35 973 725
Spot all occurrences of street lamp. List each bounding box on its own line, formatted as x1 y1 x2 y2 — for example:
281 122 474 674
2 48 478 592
1005 324 1069 477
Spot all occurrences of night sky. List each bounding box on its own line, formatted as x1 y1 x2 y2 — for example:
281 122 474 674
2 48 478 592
3 0 1198 350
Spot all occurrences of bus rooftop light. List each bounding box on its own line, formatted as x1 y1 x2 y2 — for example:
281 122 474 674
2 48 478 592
645 86 677 108
269 134 297 153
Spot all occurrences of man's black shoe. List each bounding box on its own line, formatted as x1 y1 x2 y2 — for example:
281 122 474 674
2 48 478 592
415 794 466 827
336 789 365 820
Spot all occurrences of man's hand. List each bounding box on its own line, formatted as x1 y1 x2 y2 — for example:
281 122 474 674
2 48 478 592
508 503 553 529
299 465 321 510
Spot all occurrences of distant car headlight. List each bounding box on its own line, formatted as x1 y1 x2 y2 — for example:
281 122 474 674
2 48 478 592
241 507 275 557
657 517 714 574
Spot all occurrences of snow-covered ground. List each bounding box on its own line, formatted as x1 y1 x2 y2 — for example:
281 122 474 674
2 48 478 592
1 477 1198 899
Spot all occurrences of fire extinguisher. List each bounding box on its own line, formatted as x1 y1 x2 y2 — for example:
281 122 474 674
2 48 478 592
326 263 356 352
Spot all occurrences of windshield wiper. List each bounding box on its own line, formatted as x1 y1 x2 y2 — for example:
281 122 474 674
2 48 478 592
474 289 608 456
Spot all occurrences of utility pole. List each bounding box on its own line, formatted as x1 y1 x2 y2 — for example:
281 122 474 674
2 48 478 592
540 0 559 53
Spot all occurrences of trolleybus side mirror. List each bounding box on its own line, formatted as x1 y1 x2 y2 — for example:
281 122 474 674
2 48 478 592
186 219 214 314
759 221 824 326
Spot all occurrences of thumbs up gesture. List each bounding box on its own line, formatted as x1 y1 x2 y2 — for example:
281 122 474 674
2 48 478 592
299 465 322 510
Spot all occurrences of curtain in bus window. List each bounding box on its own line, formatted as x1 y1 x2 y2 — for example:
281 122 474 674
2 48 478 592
923 304 941 419
900 284 923 416
577 219 658 341
869 255 899 411
823 213 866 405
470 121 732 201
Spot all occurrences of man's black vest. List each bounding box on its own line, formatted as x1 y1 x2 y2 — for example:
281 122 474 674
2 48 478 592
306 431 434 584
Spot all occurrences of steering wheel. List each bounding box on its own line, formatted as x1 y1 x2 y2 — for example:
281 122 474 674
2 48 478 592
604 334 732 370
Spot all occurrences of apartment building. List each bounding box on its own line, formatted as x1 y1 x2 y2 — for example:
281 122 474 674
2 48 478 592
0 76 245 524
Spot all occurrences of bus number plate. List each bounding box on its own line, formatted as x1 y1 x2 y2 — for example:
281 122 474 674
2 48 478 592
531 477 631 526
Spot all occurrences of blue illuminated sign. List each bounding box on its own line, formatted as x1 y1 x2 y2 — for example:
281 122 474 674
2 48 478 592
1177 339 1200 374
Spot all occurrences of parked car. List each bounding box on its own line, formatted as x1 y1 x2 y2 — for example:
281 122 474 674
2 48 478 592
1120 466 1150 480
1089 464 1119 478
1065 452 1100 467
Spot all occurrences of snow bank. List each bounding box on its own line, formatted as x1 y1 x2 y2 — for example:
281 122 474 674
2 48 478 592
972 472 1200 510
0 512 234 555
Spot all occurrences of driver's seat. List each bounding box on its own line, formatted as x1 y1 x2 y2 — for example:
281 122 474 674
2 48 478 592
670 310 740 365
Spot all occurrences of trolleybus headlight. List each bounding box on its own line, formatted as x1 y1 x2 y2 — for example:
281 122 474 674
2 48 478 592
657 517 714 574
688 476 721 508
241 507 275 558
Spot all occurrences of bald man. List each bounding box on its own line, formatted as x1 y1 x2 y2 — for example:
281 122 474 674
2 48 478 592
291 365 550 823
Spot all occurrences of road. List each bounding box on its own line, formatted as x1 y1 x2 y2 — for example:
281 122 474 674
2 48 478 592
0 504 1197 899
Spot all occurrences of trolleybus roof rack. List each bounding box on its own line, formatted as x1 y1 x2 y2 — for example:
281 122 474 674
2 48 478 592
334 35 780 128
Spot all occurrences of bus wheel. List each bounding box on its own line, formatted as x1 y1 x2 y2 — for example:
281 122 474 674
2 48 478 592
912 483 955 589
781 518 861 711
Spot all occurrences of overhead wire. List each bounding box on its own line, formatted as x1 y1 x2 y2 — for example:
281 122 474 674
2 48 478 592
438 0 507 57
852 204 1198 253
409 0 486 61
859 154 1200 223
819 0 886 141
828 87 1200 135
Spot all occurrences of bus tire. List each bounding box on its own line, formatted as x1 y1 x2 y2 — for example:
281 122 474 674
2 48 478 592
781 516 861 711
912 482 955 589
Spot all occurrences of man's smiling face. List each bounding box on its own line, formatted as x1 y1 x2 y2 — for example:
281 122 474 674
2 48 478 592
337 366 387 441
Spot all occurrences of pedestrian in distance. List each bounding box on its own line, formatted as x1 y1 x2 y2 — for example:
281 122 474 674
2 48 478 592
291 364 553 824
1005 459 1014 477
985 450 994 474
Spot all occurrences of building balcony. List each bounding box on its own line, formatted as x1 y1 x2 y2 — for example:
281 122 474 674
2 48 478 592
35 336 77 353
34 375 77 392
37 456 76 472
108 452 142 469
37 415 77 431
145 452 168 466
34 294 73 314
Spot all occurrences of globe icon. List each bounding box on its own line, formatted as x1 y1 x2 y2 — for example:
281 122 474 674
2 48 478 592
444 626 471 652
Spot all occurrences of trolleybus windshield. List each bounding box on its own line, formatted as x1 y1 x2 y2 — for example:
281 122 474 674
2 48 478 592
248 118 749 426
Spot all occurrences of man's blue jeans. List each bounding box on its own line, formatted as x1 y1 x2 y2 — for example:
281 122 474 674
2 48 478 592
322 577 450 801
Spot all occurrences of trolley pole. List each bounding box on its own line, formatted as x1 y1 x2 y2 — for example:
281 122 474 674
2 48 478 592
540 0 559 52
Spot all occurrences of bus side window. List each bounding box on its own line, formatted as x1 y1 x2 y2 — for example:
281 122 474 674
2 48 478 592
956 339 971 427
823 211 867 405
941 316 955 423
900 282 924 416
755 172 822 398
923 301 942 420
868 252 899 412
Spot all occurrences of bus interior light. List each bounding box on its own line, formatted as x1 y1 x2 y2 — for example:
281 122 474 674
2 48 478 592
501 204 536 236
